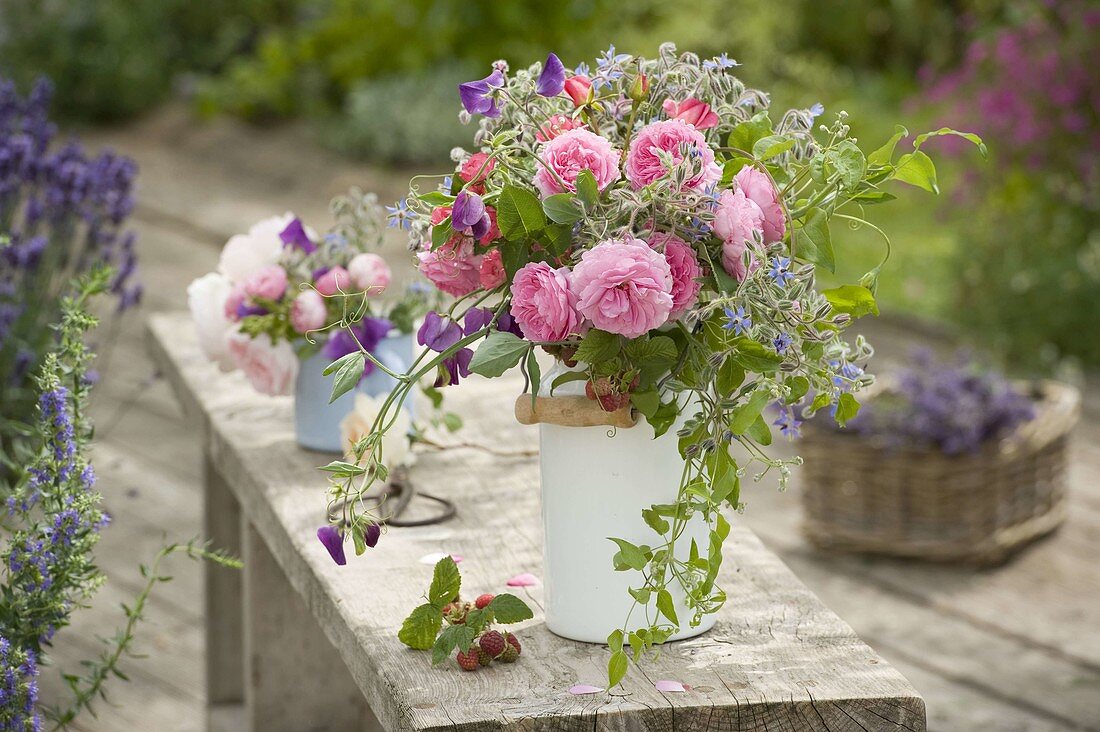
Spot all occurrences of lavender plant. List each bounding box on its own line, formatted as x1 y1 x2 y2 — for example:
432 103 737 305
1 268 240 729
0 78 140 451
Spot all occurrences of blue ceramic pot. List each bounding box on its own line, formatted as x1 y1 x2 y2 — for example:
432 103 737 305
294 332 414 453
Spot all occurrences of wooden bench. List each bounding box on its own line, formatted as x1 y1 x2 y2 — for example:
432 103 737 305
147 311 927 731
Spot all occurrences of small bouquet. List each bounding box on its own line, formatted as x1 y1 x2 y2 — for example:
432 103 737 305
318 44 980 683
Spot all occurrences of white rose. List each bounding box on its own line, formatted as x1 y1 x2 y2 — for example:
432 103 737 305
347 253 392 296
187 272 235 372
341 392 411 471
226 331 298 396
217 213 295 283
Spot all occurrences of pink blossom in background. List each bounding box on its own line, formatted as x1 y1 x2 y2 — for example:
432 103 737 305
662 97 719 130
227 332 298 396
572 238 673 338
510 262 584 342
536 114 587 142
242 263 288 302
734 166 786 243
533 128 621 198
654 680 688 693
314 266 351 296
289 289 327 334
347 253 392 294
478 249 506 290
712 189 764 281
506 572 538 587
223 282 247 321
417 239 483 297
187 272 235 371
624 119 721 191
459 152 496 193
647 232 702 320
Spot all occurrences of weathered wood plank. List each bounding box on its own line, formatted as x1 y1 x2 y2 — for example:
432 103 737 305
148 311 926 731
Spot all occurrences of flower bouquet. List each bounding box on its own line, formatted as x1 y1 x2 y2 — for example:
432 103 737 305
801 350 1079 564
319 44 981 683
188 189 433 453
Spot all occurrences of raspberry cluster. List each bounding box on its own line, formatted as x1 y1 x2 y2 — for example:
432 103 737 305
443 594 524 672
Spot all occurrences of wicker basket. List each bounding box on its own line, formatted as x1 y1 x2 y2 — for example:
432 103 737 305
800 380 1080 565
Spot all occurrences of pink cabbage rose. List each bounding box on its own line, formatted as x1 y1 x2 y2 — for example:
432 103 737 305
735 166 786 243
459 152 495 194
572 238 673 339
347 253 391 295
417 239 483 297
223 282 248 322
509 262 583 342
712 189 765 281
290 289 327 334
242 263 288 302
187 272 235 371
227 332 298 396
662 98 719 130
315 266 351 296
533 128 621 198
624 119 721 191
478 249 506 290
647 232 702 320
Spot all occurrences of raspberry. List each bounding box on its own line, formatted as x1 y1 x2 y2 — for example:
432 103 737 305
456 649 480 671
475 593 495 610
498 644 519 663
476 647 493 667
479 630 506 659
505 633 521 654
585 378 630 412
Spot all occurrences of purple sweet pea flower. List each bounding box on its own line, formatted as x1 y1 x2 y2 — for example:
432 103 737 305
537 53 566 97
417 311 462 353
459 69 505 118
279 217 316 253
322 317 393 378
463 307 495 335
365 523 381 548
317 525 346 566
439 348 474 387
451 190 490 239
236 302 267 319
497 309 524 338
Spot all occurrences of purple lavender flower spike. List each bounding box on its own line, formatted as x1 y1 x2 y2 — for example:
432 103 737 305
459 69 505 118
279 217 316 254
537 53 566 97
364 523 381 548
317 525 346 566
417 312 462 353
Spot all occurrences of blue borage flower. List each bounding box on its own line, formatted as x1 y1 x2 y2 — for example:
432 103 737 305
386 199 413 230
773 332 793 353
773 406 802 440
703 53 739 70
722 306 752 336
767 256 795 287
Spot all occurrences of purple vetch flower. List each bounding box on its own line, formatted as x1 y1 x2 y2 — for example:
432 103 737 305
458 69 505 118
317 525 346 566
451 190 490 239
364 523 381 548
537 53 566 97
279 217 316 254
417 312 462 353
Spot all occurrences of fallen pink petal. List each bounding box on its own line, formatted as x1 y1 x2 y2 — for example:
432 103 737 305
655 680 687 693
568 684 604 695
418 552 463 565
506 572 539 587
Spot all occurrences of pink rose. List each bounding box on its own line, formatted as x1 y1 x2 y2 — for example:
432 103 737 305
536 114 586 142
227 332 298 396
417 238 483 297
459 152 495 194
290 289 327 334
735 166 786 243
509 262 584 342
315 266 351 296
572 238 674 339
662 98 719 130
478 249 506 290
625 119 722 191
647 232 702 320
563 75 593 107
480 206 501 245
223 283 247 321
712 189 765 281
242 264 288 302
533 128 621 198
347 253 391 295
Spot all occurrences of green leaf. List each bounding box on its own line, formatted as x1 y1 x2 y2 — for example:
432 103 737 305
731 338 783 373
608 650 629 687
828 140 866 189
656 589 679 625
496 184 546 240
822 285 879 318
785 376 810 404
398 603 442 650
542 193 583 224
726 111 772 154
499 239 530 279
912 127 987 158
710 458 740 506
649 399 680 438
432 624 475 666
792 207 834 272
428 556 461 607
575 329 621 365
525 350 541 405
625 335 677 374
729 388 771 435
716 359 745 397
431 217 454 249
550 370 588 394
747 414 773 446
631 389 660 418
848 189 897 205
352 524 367 556
441 412 463 432
868 125 909 166
893 151 939 194
323 350 362 377
418 191 454 206
809 392 832 415
608 537 648 571
835 392 861 427
575 169 599 207
468 332 529 377
542 222 574 256
752 135 795 161
641 507 670 535
317 460 367 477
329 351 365 403
487 593 534 623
